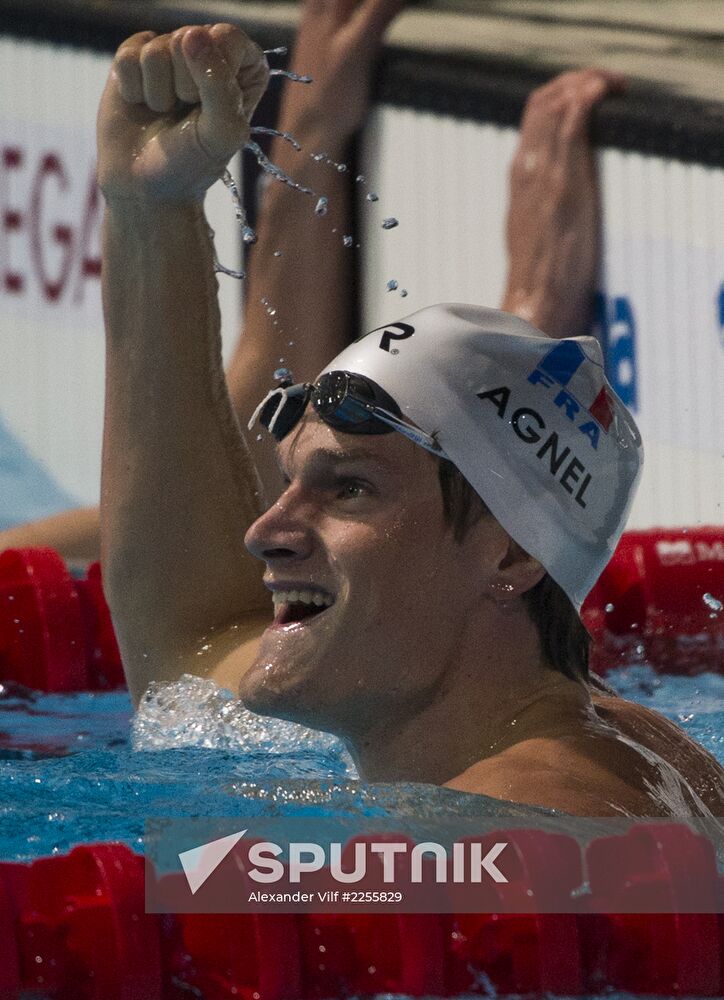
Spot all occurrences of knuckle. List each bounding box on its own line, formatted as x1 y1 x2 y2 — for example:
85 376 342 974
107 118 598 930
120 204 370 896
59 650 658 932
140 36 171 63
117 30 155 54
115 48 140 75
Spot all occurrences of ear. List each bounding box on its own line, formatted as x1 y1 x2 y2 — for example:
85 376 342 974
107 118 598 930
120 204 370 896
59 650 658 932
455 515 544 602
488 537 546 603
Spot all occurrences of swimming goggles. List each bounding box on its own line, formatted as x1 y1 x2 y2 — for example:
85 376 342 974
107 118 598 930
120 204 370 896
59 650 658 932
248 370 444 455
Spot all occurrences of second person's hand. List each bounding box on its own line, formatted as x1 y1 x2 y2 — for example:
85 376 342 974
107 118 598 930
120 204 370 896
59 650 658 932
277 0 407 156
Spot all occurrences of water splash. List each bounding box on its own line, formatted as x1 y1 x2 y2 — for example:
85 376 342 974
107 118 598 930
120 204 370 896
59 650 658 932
263 46 288 56
382 217 399 230
261 296 277 319
703 592 722 617
208 214 246 280
314 196 329 216
311 152 349 173
221 169 257 245
245 140 316 197
250 126 302 151
132 675 352 766
214 259 246 280
270 69 313 84
343 235 354 248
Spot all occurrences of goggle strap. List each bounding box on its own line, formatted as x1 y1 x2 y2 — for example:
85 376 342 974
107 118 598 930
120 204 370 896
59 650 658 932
247 388 280 433
371 407 442 454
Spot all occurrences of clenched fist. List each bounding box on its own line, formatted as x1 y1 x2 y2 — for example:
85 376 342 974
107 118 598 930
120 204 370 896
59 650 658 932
97 24 269 204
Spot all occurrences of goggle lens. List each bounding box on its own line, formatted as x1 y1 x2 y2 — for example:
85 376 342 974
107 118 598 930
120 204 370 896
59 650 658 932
249 370 443 455
312 372 394 435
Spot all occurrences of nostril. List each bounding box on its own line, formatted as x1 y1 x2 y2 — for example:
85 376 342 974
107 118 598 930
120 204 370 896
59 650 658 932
262 547 298 559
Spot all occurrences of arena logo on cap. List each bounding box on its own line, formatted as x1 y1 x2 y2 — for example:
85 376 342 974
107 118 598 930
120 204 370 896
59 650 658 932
527 341 615 450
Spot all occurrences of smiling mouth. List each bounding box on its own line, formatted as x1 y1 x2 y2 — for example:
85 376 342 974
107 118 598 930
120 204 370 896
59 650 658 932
271 588 335 627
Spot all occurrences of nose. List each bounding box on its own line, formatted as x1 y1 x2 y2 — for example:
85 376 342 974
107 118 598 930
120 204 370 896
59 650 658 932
244 489 315 563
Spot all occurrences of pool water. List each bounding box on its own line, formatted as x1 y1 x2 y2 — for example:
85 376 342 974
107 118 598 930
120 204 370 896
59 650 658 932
0 666 722 864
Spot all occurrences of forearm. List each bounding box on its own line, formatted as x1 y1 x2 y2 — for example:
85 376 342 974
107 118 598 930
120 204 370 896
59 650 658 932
102 200 268 695
0 506 100 564
228 125 353 502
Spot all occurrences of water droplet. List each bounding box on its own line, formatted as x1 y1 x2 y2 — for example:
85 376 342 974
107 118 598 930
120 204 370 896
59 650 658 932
356 175 365 183
337 163 348 173
269 69 313 84
386 279 398 292
605 603 615 613
703 592 722 612
382 217 399 230
343 235 353 247
273 250 283 257
274 367 293 382
400 288 408 298
263 46 288 56
245 140 315 197
214 259 245 280
256 434 263 442
366 192 379 202
315 197 329 216
312 152 327 162
250 126 302 151
215 169 251 278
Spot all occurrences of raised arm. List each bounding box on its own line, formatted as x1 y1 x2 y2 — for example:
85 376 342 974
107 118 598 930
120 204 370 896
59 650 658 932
99 25 271 703
227 0 405 504
501 68 626 337
1 1 404 570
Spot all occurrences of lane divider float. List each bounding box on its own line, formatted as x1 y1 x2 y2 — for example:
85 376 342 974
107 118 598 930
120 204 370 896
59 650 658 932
0 826 722 998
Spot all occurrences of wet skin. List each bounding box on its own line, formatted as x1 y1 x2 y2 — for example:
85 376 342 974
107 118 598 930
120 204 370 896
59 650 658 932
235 414 723 817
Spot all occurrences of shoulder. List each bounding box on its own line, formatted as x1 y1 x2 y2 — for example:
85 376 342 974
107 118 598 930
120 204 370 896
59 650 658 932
592 693 724 814
445 736 662 817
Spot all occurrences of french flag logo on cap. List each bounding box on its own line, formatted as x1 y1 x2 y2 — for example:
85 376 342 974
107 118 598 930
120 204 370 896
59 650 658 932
528 341 615 432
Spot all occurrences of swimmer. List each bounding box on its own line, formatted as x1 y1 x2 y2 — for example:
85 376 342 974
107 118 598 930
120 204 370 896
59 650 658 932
97 23 723 817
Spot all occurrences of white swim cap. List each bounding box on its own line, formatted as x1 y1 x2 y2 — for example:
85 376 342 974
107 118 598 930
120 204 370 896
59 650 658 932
320 303 643 608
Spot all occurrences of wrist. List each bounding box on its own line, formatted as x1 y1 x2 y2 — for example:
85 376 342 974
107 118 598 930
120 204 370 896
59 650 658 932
103 197 205 223
275 110 352 162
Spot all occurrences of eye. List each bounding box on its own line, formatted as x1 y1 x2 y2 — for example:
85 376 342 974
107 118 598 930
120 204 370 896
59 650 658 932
336 478 369 500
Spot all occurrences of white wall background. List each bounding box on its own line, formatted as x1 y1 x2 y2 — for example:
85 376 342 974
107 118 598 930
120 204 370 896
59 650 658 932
0 37 242 506
360 105 724 528
1 39 722 529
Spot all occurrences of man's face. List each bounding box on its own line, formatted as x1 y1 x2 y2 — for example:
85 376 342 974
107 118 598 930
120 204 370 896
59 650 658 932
241 414 502 739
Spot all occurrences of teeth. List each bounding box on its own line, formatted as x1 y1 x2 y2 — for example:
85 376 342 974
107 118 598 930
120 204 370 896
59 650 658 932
271 589 334 608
